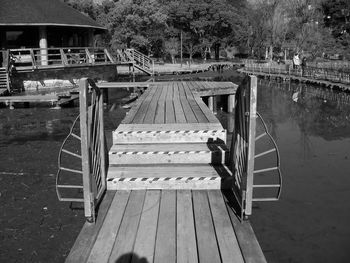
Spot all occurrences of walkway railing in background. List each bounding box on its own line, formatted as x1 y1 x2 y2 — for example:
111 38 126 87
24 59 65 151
9 47 116 71
244 63 350 85
56 78 107 222
0 50 12 92
115 48 154 75
230 75 282 219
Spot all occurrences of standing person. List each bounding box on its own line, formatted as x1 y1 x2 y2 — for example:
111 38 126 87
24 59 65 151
293 53 300 69
301 57 307 76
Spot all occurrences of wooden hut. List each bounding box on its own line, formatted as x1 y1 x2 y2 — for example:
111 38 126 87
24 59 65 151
0 0 105 52
0 0 118 93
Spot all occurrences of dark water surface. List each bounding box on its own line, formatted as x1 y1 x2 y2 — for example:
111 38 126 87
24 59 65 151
1 76 350 262
249 79 350 263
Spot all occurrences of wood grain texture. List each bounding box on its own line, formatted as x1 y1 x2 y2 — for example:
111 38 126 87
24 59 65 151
132 190 161 263
207 190 244 263
87 191 130 263
177 190 198 263
192 190 221 263
65 191 116 263
154 190 176 263
108 190 146 263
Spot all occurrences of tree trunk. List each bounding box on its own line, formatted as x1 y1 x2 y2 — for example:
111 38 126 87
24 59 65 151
269 45 273 61
215 43 220 61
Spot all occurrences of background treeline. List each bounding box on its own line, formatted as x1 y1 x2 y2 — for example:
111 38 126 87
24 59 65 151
65 0 350 61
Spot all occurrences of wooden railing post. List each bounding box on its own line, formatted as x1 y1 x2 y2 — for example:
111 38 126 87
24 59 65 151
29 49 36 69
245 75 257 216
60 48 68 66
79 78 95 222
98 88 107 194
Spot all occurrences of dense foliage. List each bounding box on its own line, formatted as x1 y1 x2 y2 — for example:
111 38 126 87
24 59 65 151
64 0 350 61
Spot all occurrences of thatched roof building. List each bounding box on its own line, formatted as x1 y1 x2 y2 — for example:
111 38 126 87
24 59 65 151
0 0 105 49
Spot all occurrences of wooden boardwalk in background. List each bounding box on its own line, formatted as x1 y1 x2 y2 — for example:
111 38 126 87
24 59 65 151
66 81 266 263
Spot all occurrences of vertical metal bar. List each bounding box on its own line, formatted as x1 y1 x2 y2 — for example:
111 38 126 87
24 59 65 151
245 76 257 216
227 94 235 113
99 90 106 193
208 96 214 111
79 78 95 222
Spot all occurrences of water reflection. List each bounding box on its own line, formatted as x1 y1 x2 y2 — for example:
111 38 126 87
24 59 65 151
250 78 350 263
258 79 350 141
0 108 79 145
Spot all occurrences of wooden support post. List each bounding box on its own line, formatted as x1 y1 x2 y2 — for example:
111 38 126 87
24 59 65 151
245 75 257 217
227 94 235 113
212 96 217 114
39 26 48 66
208 96 214 111
102 88 109 106
79 78 95 222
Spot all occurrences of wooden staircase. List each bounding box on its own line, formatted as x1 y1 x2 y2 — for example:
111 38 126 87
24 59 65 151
116 49 154 76
0 67 10 94
107 127 232 190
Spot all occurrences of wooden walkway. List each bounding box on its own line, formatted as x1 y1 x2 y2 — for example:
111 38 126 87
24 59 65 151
240 68 350 91
66 81 266 262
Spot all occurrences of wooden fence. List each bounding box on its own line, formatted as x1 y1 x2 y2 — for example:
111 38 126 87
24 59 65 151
230 75 257 218
56 78 107 222
244 62 350 85
80 78 107 222
230 75 282 219
9 47 115 71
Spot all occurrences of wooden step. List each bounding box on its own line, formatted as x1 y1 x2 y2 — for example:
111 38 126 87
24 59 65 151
108 143 229 165
107 164 234 190
113 124 227 144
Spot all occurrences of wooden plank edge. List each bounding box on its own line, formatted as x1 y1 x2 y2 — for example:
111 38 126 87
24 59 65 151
65 191 116 263
224 192 267 263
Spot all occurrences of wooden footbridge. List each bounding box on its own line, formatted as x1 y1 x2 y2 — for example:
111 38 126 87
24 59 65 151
56 77 282 262
241 62 350 91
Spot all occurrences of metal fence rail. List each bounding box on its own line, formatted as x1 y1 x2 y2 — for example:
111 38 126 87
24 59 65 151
9 47 115 71
56 78 107 223
230 75 282 219
244 63 350 85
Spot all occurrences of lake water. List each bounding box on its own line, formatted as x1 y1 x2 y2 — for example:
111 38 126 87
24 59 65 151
1 74 350 262
249 79 350 263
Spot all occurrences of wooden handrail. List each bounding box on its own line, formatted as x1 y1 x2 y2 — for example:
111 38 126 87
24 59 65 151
229 75 257 219
8 47 116 69
79 78 107 223
244 63 350 84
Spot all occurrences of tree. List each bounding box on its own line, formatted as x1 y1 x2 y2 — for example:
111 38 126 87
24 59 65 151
322 0 350 57
164 37 180 64
100 0 167 53
165 0 244 61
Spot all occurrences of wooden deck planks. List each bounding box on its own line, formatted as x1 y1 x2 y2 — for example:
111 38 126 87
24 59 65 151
225 202 267 263
154 83 168 124
208 190 245 263
121 87 152 124
172 82 187 123
143 86 162 124
154 190 177 263
122 81 229 126
67 190 266 263
192 191 221 263
190 82 223 123
108 190 146 263
65 191 116 263
165 82 176 123
132 190 161 263
178 82 198 123
132 86 158 123
86 191 130 263
177 190 199 263
67 80 267 262
183 81 209 123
